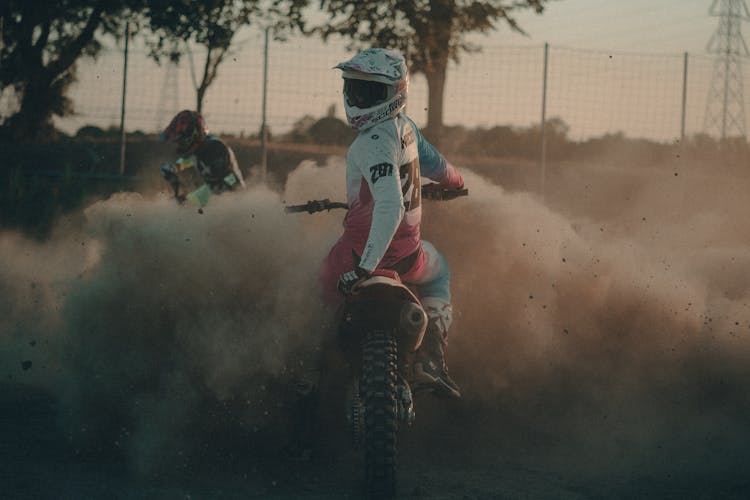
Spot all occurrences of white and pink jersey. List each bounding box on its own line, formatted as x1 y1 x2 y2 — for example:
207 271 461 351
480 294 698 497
342 114 463 272
319 113 463 303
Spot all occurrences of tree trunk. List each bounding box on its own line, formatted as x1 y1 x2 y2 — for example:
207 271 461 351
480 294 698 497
3 4 104 142
423 56 448 148
196 84 206 114
195 45 228 115
196 46 211 114
9 76 58 142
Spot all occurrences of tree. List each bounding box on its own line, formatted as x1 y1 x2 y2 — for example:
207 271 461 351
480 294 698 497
0 0 136 142
294 0 550 146
143 0 300 115
142 0 268 114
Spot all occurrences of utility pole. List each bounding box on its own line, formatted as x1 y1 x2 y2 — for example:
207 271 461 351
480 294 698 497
260 27 269 180
540 42 549 203
119 21 130 176
704 0 750 141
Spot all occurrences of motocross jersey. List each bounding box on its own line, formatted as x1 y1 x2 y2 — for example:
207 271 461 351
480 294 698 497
162 135 246 201
344 114 463 272
193 136 245 193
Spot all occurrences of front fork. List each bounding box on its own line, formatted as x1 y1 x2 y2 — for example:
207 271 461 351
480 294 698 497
396 372 416 425
396 348 416 425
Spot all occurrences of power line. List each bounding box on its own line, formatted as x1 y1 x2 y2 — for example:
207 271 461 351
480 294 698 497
704 0 750 139
157 60 180 129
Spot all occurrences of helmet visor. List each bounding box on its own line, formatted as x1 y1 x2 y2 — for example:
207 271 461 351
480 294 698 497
343 78 391 109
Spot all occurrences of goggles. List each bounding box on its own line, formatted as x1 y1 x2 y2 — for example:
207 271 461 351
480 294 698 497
343 78 393 109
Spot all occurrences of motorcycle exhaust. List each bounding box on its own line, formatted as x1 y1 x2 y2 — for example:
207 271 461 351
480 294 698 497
399 301 428 352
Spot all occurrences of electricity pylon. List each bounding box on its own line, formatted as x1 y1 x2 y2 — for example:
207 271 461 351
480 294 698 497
157 60 180 131
704 0 750 140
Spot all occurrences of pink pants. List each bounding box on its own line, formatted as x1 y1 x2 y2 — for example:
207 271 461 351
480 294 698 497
318 237 450 307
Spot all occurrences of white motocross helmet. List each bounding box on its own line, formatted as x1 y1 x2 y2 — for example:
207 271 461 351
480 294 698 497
335 48 408 131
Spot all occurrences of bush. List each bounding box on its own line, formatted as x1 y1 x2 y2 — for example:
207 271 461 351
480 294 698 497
75 125 107 140
308 116 355 146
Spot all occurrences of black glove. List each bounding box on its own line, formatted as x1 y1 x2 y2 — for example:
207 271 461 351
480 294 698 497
338 266 371 295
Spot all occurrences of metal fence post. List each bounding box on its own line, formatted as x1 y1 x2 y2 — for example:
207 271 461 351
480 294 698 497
260 27 269 180
540 42 549 201
681 52 688 143
119 21 130 177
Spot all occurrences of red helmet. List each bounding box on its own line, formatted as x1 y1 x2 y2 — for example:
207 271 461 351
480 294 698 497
161 110 208 154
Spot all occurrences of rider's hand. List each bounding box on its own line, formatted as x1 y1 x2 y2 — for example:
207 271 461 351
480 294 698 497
338 266 371 295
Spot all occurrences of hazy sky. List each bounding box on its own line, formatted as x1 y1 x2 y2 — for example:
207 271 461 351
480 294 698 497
29 0 747 139
505 0 715 55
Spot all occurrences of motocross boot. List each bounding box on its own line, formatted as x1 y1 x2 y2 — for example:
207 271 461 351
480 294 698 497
413 320 461 399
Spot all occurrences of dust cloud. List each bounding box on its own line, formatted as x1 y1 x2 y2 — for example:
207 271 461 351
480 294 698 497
424 158 750 487
2 171 341 474
2 154 749 492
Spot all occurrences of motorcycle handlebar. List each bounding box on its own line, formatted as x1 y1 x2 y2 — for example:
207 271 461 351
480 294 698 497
284 199 349 214
285 184 468 215
421 185 469 201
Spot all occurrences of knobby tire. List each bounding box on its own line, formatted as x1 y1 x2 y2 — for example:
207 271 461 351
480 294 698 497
362 328 398 499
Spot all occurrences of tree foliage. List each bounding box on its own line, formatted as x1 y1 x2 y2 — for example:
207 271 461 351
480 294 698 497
291 0 550 144
0 0 137 142
0 0 292 141
141 0 297 115
141 0 265 114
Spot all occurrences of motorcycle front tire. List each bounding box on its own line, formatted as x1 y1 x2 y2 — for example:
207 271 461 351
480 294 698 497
361 328 399 499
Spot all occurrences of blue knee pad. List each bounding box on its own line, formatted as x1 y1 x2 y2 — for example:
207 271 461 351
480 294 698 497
416 251 451 303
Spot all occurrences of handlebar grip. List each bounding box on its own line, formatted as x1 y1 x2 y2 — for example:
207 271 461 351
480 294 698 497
284 202 322 213
284 199 349 214
440 187 469 200
421 185 469 200
284 204 310 213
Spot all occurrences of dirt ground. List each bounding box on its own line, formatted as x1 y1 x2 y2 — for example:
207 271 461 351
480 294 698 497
2 151 749 499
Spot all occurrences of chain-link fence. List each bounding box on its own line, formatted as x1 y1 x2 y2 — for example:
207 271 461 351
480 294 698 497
1 26 748 144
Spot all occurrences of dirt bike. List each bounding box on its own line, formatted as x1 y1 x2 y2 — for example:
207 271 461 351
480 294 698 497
285 184 467 499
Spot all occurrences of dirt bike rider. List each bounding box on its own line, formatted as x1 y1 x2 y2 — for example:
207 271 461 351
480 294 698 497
159 110 246 203
319 48 466 399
